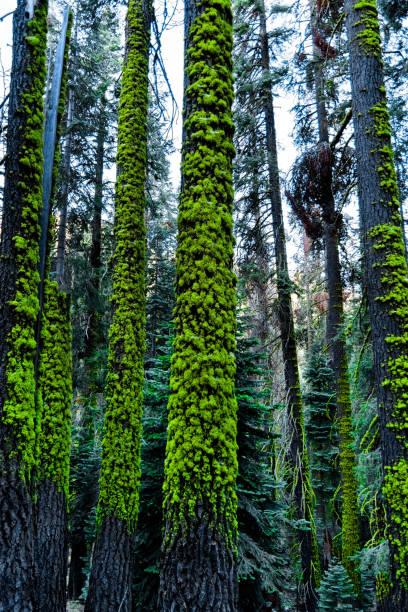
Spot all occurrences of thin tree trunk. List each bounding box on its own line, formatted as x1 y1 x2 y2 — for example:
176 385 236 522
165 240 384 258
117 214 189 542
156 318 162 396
311 5 360 589
0 2 48 609
56 85 74 288
85 2 151 609
158 0 238 609
344 1 408 608
85 96 106 360
258 2 320 609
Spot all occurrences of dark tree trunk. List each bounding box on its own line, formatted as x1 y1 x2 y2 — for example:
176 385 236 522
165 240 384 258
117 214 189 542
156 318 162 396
311 5 360 589
160 515 237 611
0 2 48 609
85 97 106 360
258 2 320 609
345 1 408 608
36 479 68 611
84 515 133 612
68 536 87 601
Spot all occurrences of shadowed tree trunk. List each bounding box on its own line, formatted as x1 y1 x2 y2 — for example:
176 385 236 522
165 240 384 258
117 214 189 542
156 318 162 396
158 1 239 610
345 0 408 609
0 1 48 609
258 1 320 609
311 4 360 590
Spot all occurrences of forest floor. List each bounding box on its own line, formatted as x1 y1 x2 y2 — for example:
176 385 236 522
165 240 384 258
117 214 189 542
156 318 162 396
67 602 84 612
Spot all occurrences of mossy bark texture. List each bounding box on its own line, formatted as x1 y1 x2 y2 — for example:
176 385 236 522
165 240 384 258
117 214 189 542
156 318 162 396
35 14 73 609
36 282 72 611
158 1 238 610
0 2 48 609
345 1 408 608
259 1 320 608
84 2 150 610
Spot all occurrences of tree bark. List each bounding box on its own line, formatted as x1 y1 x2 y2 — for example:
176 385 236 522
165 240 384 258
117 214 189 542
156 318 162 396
0 2 48 609
84 516 133 612
36 480 68 611
84 96 106 360
344 0 408 608
67 536 87 601
258 2 320 609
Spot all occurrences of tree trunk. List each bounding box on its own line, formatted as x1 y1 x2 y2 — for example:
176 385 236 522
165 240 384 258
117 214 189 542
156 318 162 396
0 2 48 609
84 516 133 611
68 536 88 601
85 2 151 609
56 85 74 289
344 0 408 608
159 0 238 609
258 2 320 608
311 5 360 589
85 96 106 360
36 480 68 611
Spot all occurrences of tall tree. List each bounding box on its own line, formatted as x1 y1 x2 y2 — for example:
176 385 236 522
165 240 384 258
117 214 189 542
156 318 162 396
258 1 321 607
35 9 73 610
84 1 151 609
0 2 48 608
158 0 239 609
344 0 408 608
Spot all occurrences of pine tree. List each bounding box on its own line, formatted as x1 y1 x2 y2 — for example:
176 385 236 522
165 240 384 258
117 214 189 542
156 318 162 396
344 0 408 608
84 1 151 609
317 560 356 611
0 2 49 608
158 1 239 608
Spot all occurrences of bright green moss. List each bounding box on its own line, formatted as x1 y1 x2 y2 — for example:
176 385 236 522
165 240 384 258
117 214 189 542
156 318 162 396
162 0 238 548
96 0 149 530
353 0 381 56
360 414 379 452
3 2 48 481
337 360 361 593
37 280 72 499
359 37 408 590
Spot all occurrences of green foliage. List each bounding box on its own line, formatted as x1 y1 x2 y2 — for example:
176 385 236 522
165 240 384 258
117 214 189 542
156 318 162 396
317 560 357 611
37 281 72 498
97 0 149 529
163 0 238 546
235 328 290 610
3 1 48 480
304 345 339 536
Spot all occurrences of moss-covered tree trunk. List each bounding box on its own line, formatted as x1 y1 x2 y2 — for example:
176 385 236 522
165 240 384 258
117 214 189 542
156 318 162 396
258 2 320 609
84 2 151 610
158 1 238 610
0 2 48 609
344 0 408 608
311 5 360 589
34 12 73 610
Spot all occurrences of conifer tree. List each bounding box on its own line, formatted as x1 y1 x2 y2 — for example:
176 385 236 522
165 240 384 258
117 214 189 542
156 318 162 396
317 560 356 611
158 0 239 608
345 0 408 608
0 2 48 608
84 1 151 609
